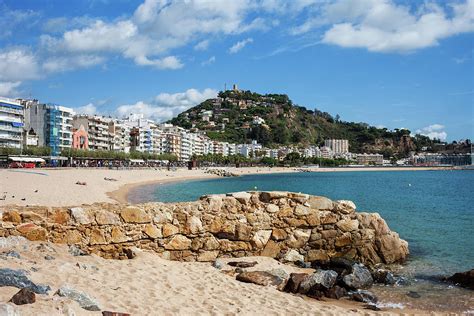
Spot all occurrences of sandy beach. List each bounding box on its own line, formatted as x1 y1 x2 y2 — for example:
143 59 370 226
0 237 437 316
0 166 449 207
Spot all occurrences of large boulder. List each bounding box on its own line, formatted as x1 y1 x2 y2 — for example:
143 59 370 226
236 271 284 286
375 232 409 263
10 288 36 305
342 263 373 289
372 269 396 285
298 270 338 294
56 285 101 311
284 273 308 293
446 269 474 290
0 269 50 294
325 285 348 299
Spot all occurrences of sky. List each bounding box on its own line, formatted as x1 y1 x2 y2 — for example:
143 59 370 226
0 0 473 142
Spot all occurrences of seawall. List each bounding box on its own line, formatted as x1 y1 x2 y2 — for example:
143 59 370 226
0 191 409 266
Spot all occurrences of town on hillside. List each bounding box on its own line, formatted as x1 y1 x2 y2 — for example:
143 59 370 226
0 87 472 168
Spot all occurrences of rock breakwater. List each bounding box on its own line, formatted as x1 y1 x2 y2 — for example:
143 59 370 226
0 191 408 266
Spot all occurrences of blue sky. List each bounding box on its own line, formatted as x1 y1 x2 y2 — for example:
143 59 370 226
0 0 473 141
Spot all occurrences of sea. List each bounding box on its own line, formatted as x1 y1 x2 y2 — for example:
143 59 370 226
129 170 474 312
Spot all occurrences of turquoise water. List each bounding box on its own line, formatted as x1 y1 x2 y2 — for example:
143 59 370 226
130 170 474 311
130 170 474 276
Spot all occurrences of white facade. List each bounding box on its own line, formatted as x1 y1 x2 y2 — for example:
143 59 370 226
237 140 262 158
0 97 24 149
324 139 349 154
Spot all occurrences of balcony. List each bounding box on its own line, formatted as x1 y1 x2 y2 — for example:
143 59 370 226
0 107 23 115
0 125 21 132
0 115 22 124
0 133 21 141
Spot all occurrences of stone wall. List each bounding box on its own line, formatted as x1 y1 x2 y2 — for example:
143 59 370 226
0 191 409 266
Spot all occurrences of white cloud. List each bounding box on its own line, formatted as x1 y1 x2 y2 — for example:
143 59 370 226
0 81 21 97
194 40 210 51
229 38 253 53
0 48 39 82
0 7 40 39
42 55 105 73
117 88 217 122
75 103 97 115
42 16 96 33
133 55 183 69
0 48 40 95
201 56 216 66
294 0 474 53
42 0 259 69
416 124 448 141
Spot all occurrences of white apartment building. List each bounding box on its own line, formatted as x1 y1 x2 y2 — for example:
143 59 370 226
302 146 321 158
324 139 349 154
0 97 24 149
108 120 131 153
265 148 279 159
320 146 333 159
237 140 262 158
25 101 74 155
189 133 205 157
180 131 192 161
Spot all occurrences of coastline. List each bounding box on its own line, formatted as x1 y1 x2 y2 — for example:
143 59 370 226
1 167 469 315
0 166 454 207
113 166 455 204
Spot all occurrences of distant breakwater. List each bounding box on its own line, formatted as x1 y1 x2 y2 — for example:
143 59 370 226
0 191 409 266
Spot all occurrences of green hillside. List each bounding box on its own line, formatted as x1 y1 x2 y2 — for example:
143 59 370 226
170 89 440 158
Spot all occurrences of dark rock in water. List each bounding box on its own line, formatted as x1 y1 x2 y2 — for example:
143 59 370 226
56 285 101 311
0 268 50 294
1 251 21 259
284 273 308 293
68 245 87 256
102 311 131 316
349 290 378 304
446 269 474 290
342 264 373 289
325 285 348 299
395 276 411 286
228 261 258 268
299 270 338 294
406 291 421 298
10 288 36 305
372 269 396 285
236 271 283 286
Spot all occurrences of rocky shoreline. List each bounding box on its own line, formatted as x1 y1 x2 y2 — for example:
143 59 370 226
0 191 471 314
0 191 409 265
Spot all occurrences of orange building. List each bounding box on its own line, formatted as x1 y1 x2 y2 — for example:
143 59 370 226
72 125 89 149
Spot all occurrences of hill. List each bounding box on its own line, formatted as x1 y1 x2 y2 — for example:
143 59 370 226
170 89 441 158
